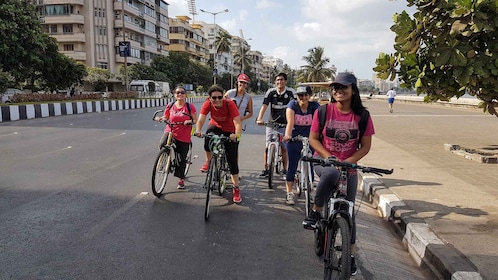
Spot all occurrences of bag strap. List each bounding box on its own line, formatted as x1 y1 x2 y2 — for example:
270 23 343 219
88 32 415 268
168 101 193 120
357 109 370 148
318 104 327 142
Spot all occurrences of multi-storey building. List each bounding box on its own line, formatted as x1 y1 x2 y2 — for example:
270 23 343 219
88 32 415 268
167 16 209 64
33 0 170 90
247 50 263 82
193 21 232 76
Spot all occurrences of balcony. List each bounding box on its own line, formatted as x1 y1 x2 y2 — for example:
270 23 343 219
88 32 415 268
52 32 86 43
43 0 84 5
44 14 84 25
113 1 142 18
61 51 86 61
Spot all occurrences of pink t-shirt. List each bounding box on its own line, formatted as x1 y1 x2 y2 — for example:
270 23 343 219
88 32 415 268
310 103 374 161
164 102 197 143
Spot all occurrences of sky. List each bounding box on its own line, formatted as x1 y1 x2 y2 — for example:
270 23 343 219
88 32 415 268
166 0 416 80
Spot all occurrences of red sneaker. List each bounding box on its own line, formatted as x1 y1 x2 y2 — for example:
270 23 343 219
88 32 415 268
232 187 241 203
200 161 209 172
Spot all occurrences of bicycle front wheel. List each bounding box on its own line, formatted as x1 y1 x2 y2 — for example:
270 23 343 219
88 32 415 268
204 157 217 220
184 142 193 177
302 162 312 217
151 148 172 197
217 155 229 195
267 144 276 189
324 216 351 279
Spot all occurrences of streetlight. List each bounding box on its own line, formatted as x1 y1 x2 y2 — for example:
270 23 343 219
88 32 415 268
200 8 229 85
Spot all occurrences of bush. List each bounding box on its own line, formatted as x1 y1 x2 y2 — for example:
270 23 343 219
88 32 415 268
6 91 141 104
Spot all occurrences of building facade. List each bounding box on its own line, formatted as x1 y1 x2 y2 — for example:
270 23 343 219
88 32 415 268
34 0 170 89
167 16 209 64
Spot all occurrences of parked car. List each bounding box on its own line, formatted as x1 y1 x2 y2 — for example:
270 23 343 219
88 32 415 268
1 88 23 104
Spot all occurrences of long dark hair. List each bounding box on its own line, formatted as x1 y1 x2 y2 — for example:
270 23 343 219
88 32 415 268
330 83 366 115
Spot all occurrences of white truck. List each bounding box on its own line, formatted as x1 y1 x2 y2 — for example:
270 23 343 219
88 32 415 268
129 80 171 98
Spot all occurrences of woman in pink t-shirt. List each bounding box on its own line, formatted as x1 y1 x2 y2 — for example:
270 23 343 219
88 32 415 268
302 73 375 276
158 86 197 189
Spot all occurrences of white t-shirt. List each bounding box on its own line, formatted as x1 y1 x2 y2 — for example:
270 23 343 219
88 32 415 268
386 89 396 98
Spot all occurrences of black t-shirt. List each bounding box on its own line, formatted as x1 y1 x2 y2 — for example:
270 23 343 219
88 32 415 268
262 87 295 124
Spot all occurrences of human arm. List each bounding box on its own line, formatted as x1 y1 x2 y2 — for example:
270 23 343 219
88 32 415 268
256 104 268 125
231 116 243 141
344 135 372 164
283 107 294 141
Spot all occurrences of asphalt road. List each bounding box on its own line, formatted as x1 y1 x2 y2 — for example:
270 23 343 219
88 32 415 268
0 97 428 279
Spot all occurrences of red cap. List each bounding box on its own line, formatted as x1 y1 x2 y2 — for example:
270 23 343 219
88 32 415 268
237 73 250 83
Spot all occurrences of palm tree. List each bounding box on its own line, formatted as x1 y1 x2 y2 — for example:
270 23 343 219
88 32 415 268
215 30 232 56
298 46 334 82
233 45 251 73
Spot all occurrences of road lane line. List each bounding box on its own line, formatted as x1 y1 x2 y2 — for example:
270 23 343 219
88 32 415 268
27 146 73 159
98 132 127 141
83 192 148 239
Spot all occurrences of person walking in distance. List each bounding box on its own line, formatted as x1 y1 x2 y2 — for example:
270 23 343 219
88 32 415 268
224 73 253 123
386 87 396 113
302 72 375 276
157 86 198 189
195 85 243 203
282 85 319 205
256 73 295 178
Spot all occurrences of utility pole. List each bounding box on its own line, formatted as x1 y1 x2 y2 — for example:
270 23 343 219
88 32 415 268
200 8 229 85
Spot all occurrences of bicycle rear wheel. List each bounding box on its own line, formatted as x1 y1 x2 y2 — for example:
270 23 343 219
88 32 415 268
151 148 172 197
267 144 276 189
184 142 193 177
324 217 351 279
204 157 217 220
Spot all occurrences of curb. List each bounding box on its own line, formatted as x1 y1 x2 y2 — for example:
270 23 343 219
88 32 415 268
359 174 484 280
0 97 206 123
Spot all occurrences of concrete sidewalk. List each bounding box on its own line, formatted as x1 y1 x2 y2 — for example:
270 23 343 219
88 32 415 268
355 98 497 279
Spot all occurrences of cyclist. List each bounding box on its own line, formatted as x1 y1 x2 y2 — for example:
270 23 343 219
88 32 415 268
157 86 198 189
195 85 243 203
282 85 319 205
224 73 253 123
256 72 295 178
301 72 375 276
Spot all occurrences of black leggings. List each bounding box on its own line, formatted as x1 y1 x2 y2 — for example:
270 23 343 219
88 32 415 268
204 125 239 175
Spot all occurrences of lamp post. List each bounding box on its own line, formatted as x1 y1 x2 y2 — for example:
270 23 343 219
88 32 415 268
200 8 229 85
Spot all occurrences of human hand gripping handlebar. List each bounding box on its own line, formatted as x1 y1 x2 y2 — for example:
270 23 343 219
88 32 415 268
301 156 394 176
153 110 193 126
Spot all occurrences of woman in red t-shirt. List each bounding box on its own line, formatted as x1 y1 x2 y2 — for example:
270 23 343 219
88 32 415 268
195 85 243 203
158 86 197 189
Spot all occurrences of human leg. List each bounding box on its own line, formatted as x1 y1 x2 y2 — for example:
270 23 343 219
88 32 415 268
258 127 272 178
225 135 241 203
158 132 170 149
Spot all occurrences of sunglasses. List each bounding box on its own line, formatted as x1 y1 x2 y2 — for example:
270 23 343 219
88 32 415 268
297 93 309 97
175 91 186 94
239 81 248 85
211 96 223 100
331 84 349 91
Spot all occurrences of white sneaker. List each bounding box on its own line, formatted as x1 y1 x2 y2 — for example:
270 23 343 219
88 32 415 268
285 192 296 205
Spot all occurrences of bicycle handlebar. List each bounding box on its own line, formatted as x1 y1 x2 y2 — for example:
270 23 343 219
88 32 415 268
301 156 393 176
195 132 231 141
261 121 287 129
152 110 192 125
289 135 309 142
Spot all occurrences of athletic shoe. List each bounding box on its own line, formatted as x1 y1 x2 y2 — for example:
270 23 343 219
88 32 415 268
351 255 358 276
233 187 241 203
258 169 269 178
302 210 321 230
200 161 209 172
285 192 295 205
177 179 185 189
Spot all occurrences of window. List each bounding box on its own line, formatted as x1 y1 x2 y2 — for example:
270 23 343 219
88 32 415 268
63 44 74 51
50 25 57 33
44 5 73 16
63 24 73 33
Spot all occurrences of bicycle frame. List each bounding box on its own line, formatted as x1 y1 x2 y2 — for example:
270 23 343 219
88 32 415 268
291 135 314 216
264 121 286 189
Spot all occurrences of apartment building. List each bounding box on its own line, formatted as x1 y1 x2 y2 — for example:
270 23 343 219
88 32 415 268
34 0 170 88
193 21 232 75
167 16 209 64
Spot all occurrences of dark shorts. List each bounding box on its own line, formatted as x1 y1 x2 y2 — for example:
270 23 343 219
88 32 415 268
388 98 395 104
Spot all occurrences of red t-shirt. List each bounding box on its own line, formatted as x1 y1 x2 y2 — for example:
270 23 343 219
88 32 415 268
200 99 240 133
163 102 197 143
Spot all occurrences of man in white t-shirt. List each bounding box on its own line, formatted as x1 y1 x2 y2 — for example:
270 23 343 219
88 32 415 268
386 88 396 113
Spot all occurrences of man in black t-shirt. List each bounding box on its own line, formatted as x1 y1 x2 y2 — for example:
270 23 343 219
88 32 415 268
256 73 295 178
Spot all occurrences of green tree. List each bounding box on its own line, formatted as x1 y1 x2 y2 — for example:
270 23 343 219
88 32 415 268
86 67 113 92
374 0 498 116
298 46 334 83
233 45 252 73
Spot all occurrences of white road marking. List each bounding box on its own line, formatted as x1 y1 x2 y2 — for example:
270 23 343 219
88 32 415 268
27 146 72 159
84 192 148 239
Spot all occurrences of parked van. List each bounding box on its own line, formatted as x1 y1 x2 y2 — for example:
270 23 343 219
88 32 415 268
129 80 170 98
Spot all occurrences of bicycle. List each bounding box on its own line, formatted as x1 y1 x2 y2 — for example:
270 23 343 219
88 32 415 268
262 121 286 189
196 133 231 220
302 156 393 279
151 110 196 197
289 135 314 216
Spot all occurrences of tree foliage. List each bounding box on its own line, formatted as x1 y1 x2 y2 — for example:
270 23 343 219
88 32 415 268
86 67 113 92
374 0 498 116
298 46 334 83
